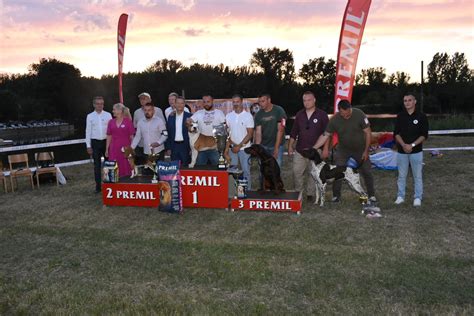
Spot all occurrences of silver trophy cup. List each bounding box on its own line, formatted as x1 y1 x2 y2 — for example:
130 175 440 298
212 123 228 169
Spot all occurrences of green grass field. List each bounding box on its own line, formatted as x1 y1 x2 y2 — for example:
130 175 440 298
1 136 473 315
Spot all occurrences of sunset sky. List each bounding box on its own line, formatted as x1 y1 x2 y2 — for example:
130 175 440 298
1 0 473 82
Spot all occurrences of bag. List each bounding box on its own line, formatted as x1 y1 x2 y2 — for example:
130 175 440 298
102 160 119 183
370 149 398 170
157 160 183 213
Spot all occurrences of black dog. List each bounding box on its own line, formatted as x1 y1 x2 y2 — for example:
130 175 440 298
301 148 366 206
244 144 285 194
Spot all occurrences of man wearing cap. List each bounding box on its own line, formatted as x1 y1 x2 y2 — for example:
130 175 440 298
164 92 189 120
133 92 166 164
85 96 112 193
313 100 376 203
131 102 168 161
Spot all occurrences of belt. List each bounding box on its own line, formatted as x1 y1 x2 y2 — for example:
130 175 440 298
174 140 184 144
91 139 106 141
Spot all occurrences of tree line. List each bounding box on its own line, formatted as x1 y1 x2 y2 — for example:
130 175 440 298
0 48 472 128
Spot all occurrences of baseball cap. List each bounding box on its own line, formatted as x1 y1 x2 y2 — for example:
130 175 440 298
138 92 151 99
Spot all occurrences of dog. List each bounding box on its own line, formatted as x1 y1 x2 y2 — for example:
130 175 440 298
244 144 285 194
157 181 172 206
186 120 217 168
122 146 139 178
301 148 367 206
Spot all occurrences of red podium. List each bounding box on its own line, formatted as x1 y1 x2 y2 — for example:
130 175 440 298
230 191 302 214
102 167 229 209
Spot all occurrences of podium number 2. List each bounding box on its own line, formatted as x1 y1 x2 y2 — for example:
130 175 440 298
192 191 198 204
106 188 113 199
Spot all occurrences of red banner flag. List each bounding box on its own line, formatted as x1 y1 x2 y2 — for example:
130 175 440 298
117 14 128 104
334 0 371 112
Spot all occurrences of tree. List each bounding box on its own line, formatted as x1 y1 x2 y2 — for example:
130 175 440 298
146 59 183 74
366 67 386 86
427 52 470 84
250 47 295 84
388 71 410 87
299 57 336 111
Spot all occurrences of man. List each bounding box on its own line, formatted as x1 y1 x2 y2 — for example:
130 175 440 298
85 96 112 193
288 91 329 201
164 92 189 120
313 100 376 202
131 102 168 161
393 93 429 207
165 96 192 166
188 94 226 166
133 92 166 164
254 93 287 166
225 94 254 189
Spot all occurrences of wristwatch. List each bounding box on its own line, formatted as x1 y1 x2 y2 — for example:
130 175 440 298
411 143 416 148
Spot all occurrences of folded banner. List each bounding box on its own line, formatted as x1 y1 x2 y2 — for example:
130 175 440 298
333 0 371 145
117 13 128 104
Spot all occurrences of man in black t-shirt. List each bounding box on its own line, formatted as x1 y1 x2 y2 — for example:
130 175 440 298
393 93 429 207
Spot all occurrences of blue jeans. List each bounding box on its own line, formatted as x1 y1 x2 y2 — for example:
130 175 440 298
261 145 284 167
229 149 251 190
397 151 423 200
196 149 219 166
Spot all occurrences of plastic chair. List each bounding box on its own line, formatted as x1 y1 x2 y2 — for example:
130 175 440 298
8 153 34 191
35 152 58 187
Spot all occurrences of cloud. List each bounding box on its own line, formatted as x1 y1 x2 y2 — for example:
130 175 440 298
166 0 195 11
68 11 111 32
175 27 206 37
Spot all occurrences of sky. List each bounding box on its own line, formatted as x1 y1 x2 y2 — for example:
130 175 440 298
1 0 473 82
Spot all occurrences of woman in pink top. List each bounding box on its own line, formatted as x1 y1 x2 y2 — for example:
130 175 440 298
106 103 135 177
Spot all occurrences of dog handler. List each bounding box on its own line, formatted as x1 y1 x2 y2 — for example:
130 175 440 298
313 100 376 203
288 91 328 202
393 93 429 207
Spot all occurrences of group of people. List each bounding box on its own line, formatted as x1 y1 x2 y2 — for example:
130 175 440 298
85 90 428 208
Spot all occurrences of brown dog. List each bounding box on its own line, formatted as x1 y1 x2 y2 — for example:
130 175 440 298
122 146 138 178
244 144 285 194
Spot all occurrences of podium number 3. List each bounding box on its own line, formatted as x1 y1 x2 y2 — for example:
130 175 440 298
192 191 198 204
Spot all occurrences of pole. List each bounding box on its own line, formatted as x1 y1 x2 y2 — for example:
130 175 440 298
420 60 424 112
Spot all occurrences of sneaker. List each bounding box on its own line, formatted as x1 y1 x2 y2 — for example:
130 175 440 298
369 196 377 203
413 198 421 207
394 197 404 205
331 196 340 203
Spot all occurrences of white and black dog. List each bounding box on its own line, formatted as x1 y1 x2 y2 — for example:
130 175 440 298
301 148 367 206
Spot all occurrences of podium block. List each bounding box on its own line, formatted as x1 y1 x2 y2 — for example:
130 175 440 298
180 168 229 209
230 191 302 214
102 181 160 207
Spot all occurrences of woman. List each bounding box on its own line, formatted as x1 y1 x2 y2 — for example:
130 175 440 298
106 103 135 177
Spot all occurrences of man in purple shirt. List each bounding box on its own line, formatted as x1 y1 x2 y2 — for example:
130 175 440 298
288 91 329 202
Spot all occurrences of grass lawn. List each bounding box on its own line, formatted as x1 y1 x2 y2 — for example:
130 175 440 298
1 136 473 314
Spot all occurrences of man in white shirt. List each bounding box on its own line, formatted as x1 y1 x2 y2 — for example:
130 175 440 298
164 92 190 120
165 96 192 166
225 94 254 189
133 92 166 164
131 102 168 162
85 96 112 193
189 94 226 166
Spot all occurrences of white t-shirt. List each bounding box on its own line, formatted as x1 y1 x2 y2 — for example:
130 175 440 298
191 109 226 136
226 110 254 150
174 112 184 141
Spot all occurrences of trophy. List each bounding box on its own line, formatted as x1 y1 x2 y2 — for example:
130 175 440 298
146 145 161 183
212 123 228 169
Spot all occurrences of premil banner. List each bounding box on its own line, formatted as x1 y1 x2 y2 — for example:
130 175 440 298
333 0 372 112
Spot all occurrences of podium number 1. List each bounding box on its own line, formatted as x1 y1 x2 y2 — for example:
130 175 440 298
192 191 198 204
